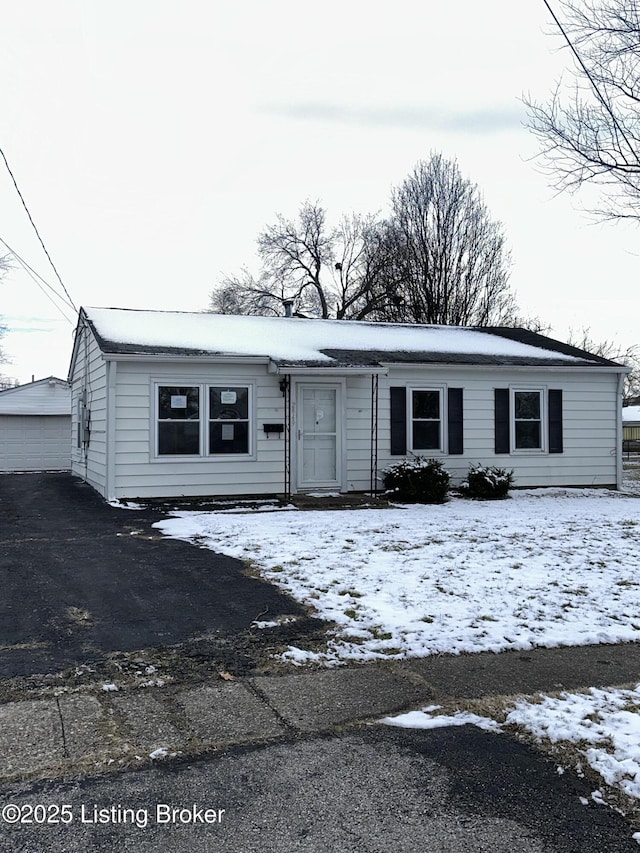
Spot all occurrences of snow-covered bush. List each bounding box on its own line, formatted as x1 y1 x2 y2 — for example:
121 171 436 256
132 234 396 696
459 464 514 500
383 457 450 504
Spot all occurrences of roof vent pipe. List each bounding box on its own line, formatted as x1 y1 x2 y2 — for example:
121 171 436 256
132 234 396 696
283 299 294 318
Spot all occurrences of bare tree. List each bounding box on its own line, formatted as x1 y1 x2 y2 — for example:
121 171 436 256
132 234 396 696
209 157 536 328
209 268 286 317
381 155 517 326
567 326 640 399
210 201 399 320
525 0 640 222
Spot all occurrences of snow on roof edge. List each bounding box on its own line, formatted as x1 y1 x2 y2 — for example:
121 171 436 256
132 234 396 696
81 306 607 366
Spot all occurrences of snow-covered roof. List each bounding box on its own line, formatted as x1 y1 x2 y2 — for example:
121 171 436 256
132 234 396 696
622 406 640 424
0 377 70 415
79 307 620 369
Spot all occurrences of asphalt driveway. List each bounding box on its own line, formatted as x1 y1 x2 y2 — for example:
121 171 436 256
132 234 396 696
0 473 319 680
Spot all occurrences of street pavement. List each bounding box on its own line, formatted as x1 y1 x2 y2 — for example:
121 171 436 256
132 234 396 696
1 647 640 851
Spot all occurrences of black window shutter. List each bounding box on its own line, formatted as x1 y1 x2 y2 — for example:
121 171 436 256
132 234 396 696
390 387 407 455
494 388 510 454
548 389 563 454
447 388 464 455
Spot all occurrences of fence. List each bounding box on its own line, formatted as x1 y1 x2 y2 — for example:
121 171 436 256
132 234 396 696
623 425 640 458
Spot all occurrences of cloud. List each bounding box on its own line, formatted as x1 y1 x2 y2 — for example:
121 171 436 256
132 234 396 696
262 102 524 133
3 315 70 333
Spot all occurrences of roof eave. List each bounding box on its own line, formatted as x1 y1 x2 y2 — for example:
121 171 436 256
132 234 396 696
268 363 388 376
101 351 273 365
377 360 630 372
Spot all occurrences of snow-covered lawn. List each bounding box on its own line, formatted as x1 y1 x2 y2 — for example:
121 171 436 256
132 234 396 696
154 487 640 665
384 685 640 837
154 483 640 831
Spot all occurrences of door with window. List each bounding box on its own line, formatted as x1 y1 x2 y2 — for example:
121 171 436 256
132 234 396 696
297 385 341 489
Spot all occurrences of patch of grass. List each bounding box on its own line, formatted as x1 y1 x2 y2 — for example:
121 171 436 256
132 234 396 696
341 634 366 645
369 627 393 640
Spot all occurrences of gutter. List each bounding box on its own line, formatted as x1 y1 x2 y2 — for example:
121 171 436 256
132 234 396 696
268 364 388 376
101 353 272 366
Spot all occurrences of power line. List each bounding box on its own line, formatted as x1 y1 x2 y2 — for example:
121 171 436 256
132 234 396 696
0 235 76 312
541 0 636 162
0 235 76 324
0 144 78 312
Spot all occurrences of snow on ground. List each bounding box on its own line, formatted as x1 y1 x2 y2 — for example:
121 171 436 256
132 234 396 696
154 486 640 665
383 684 640 824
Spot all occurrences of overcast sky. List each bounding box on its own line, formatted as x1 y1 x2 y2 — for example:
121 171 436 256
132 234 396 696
1 0 638 385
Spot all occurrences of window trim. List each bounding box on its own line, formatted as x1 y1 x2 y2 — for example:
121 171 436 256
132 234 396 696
152 380 256 460
510 387 546 453
208 384 252 456
156 384 201 457
407 386 445 454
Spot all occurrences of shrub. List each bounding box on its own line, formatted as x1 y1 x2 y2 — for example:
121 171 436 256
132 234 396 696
383 457 450 504
459 464 514 500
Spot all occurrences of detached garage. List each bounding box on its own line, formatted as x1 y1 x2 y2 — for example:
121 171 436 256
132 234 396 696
0 377 71 472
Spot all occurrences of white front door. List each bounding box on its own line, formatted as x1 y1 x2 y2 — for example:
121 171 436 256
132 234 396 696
297 384 341 489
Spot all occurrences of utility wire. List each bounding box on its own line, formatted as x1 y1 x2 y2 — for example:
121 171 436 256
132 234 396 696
0 236 76 313
0 236 76 324
541 0 636 162
0 144 78 312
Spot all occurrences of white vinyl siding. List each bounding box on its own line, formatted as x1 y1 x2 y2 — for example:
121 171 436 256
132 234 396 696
111 363 283 499
343 375 375 493
70 325 108 494
377 367 620 489
67 321 622 498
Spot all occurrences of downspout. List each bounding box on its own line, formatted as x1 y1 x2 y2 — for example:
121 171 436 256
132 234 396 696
105 359 117 501
82 318 90 482
370 374 379 495
279 374 291 499
616 371 625 490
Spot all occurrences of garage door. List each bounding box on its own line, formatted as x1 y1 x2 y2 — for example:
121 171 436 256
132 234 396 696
0 415 71 471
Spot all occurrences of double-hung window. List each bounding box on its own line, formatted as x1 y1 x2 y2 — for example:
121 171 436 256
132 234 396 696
157 386 200 455
410 389 442 451
156 383 252 457
513 389 543 450
209 386 249 454
495 387 562 455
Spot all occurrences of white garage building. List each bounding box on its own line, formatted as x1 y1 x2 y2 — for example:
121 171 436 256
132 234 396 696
0 377 71 471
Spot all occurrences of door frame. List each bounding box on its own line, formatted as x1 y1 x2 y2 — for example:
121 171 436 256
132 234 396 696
293 379 346 492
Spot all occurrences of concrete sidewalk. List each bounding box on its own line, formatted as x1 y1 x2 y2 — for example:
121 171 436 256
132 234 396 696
3 640 640 784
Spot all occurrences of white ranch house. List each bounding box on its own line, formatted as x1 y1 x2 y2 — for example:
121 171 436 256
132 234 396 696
68 307 628 501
